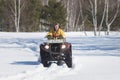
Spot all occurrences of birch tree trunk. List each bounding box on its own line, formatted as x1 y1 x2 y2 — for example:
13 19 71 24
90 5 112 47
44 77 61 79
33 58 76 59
105 0 119 35
15 0 25 32
94 0 97 36
72 0 77 31
64 0 69 31
98 0 106 36
14 0 18 32
89 0 97 36
79 0 87 36
105 0 109 35
63 0 79 31
17 0 21 32
69 0 74 31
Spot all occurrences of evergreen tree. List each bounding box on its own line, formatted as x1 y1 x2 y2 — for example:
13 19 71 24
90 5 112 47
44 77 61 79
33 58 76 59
40 0 67 29
21 0 42 32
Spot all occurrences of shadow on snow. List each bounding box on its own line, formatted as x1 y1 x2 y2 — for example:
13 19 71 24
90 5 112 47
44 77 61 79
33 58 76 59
11 61 40 65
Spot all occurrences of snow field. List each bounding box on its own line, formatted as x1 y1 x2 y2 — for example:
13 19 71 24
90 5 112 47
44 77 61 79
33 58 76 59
0 32 120 80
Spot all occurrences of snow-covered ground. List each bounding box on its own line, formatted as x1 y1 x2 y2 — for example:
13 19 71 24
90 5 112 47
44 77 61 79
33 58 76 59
0 32 120 80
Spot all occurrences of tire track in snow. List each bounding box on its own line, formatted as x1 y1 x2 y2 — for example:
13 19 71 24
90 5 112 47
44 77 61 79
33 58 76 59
0 57 82 80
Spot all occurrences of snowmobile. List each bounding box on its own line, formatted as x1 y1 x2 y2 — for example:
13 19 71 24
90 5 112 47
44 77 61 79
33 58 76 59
39 37 72 68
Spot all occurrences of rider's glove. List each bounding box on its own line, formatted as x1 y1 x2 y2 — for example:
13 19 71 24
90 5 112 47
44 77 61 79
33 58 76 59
47 35 51 39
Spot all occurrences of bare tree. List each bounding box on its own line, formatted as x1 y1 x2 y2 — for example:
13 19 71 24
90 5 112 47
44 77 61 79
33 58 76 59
14 0 17 32
9 0 25 32
98 0 106 36
1 0 120 32
61 0 79 31
89 0 98 36
79 0 87 35
105 0 119 35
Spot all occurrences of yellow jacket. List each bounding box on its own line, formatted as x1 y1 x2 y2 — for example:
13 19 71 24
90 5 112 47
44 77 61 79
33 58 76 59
46 28 66 38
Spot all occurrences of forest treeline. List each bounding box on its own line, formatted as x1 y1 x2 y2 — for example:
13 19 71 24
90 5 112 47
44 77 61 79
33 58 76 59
0 0 120 35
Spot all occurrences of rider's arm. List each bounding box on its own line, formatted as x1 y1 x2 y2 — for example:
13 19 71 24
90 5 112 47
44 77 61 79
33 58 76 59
60 29 66 38
45 30 53 39
46 30 53 37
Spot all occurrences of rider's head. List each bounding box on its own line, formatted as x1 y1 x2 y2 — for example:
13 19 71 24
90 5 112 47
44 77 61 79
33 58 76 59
54 23 60 31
